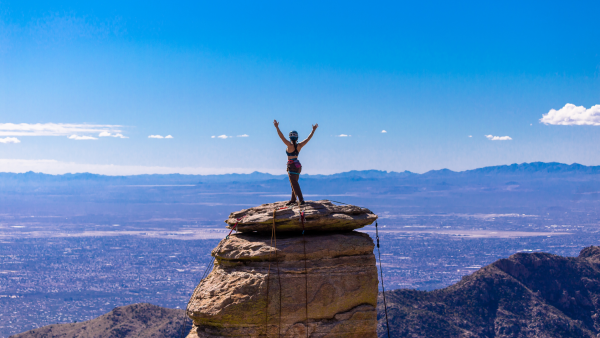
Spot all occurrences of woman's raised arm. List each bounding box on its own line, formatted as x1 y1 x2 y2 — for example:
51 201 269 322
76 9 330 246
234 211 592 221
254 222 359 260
299 123 318 148
273 120 291 146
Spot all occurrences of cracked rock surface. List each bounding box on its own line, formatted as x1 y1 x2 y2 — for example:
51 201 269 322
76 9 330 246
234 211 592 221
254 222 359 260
225 200 378 233
186 230 378 338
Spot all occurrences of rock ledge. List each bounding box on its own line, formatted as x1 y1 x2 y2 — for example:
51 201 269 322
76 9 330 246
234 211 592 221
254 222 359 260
225 200 377 233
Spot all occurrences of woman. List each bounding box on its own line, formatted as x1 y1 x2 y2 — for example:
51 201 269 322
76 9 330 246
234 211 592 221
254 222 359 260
273 120 318 206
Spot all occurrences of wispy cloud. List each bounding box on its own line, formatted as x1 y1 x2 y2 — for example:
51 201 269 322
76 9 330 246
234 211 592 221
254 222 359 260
0 137 20 144
485 135 512 141
212 135 232 139
148 135 164 139
0 123 122 137
165 135 173 139
468 135 472 138
540 103 600 126
99 131 128 138
68 135 98 140
237 134 249 137
381 130 387 133
337 134 350 137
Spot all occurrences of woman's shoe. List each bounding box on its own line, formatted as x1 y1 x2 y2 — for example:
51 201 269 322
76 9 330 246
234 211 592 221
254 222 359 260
299 201 306 206
285 200 296 206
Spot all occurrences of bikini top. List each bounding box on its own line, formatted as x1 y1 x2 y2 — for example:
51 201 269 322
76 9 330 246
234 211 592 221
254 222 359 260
286 143 299 156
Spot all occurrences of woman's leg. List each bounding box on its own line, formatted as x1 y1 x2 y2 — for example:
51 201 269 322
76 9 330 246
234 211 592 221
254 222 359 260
290 174 304 202
288 173 297 202
287 162 304 202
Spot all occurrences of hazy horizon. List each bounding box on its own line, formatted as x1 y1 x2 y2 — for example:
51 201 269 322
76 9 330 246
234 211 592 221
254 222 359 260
0 160 599 177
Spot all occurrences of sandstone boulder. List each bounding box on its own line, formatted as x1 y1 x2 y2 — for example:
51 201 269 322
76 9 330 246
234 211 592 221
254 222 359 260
225 200 377 233
186 231 378 338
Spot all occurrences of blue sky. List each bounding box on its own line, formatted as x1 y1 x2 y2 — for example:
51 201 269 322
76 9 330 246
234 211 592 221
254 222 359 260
0 1 599 175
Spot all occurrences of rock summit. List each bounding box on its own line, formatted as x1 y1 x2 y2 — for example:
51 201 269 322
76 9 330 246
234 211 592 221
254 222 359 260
225 200 377 233
186 200 379 338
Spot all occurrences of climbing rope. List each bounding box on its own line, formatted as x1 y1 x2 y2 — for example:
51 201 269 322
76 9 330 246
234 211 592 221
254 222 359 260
179 217 243 338
264 213 274 336
265 209 283 337
375 221 391 338
274 211 282 337
280 180 309 337
301 211 309 338
328 199 352 205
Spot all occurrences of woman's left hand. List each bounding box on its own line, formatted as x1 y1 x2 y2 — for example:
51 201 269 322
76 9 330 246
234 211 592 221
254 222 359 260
312 123 318 131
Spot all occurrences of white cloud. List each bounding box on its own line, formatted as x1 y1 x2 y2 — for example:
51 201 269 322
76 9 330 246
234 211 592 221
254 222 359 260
237 134 249 137
165 135 173 139
468 135 472 138
99 131 128 138
0 123 122 137
540 103 600 126
0 158 278 175
337 134 350 137
381 130 387 133
148 135 164 139
211 136 215 138
216 135 231 139
68 135 98 140
485 135 512 141
0 137 20 144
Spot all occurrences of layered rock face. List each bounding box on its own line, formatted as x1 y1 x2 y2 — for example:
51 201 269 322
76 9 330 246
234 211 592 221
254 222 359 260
186 201 379 338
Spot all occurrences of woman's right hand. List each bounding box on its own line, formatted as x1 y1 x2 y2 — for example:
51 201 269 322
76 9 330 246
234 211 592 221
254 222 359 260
273 120 279 128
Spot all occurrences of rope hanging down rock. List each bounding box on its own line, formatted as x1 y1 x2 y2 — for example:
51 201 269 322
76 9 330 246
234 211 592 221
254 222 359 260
265 209 283 337
301 211 309 338
375 221 391 338
328 199 352 205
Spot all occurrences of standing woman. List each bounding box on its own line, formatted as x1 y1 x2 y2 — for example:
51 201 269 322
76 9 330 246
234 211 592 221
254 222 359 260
273 120 318 206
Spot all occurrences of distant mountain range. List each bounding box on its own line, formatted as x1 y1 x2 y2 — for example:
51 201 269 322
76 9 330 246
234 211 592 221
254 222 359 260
2 162 599 216
0 162 599 186
14 247 600 338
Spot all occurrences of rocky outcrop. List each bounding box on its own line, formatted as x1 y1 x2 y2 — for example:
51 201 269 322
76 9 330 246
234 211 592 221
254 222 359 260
187 201 379 337
11 303 185 338
378 246 600 338
225 200 377 233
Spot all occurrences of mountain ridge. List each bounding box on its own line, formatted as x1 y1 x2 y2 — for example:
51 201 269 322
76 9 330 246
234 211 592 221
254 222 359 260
377 245 600 337
9 303 186 338
1 162 599 186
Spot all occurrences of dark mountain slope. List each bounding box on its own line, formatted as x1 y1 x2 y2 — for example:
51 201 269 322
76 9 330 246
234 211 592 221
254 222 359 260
377 246 600 337
10 303 186 338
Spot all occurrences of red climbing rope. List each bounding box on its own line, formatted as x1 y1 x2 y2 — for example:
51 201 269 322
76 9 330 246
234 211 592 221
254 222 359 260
301 211 309 337
225 221 239 239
